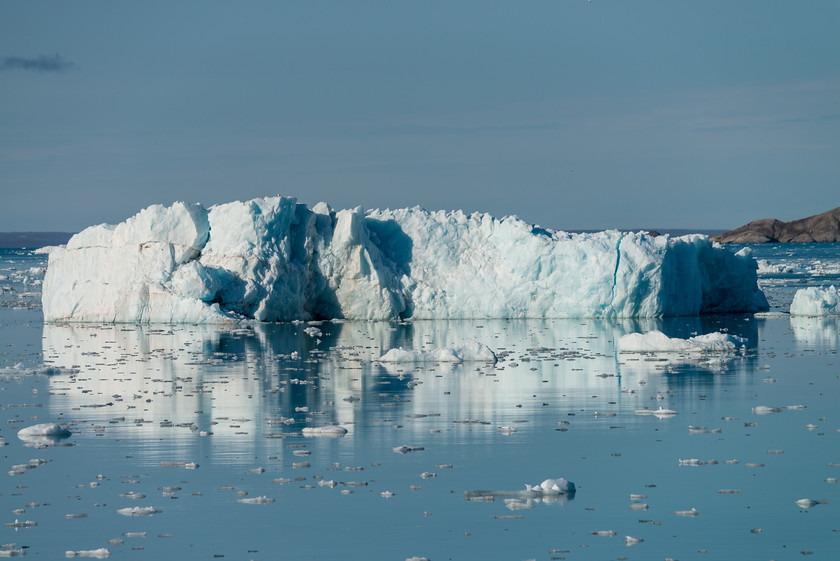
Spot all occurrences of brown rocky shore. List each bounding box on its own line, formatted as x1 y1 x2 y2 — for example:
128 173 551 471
711 206 840 243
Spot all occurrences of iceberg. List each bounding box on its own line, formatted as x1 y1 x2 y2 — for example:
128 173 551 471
377 341 497 364
618 330 749 352
790 285 840 316
42 196 768 323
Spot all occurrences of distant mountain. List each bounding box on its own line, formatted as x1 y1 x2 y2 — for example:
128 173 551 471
711 207 840 243
0 232 75 248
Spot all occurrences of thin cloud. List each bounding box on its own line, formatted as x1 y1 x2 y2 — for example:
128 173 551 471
1 54 74 72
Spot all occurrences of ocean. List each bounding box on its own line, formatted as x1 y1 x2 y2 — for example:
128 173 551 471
1 242 838 560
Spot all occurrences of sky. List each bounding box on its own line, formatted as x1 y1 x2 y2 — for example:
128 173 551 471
1 1 838 233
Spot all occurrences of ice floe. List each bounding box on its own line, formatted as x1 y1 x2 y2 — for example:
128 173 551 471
377 341 497 364
618 330 749 353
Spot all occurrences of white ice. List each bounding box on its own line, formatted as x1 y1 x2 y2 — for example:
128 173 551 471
618 330 748 352
790 285 840 316
377 341 497 364
42 196 768 323
17 423 71 439
301 426 348 437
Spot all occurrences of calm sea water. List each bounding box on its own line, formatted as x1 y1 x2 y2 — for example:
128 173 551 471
1 244 838 560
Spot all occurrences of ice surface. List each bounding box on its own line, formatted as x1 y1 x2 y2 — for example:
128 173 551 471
378 341 497 363
17 423 71 439
525 478 576 495
618 330 748 352
43 197 768 322
790 285 840 316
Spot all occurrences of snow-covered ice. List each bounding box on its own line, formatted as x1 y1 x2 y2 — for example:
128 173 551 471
790 285 840 316
618 330 749 352
42 196 768 323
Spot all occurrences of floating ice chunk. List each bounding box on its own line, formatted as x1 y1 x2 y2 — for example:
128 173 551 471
0 548 26 557
17 423 71 438
590 530 617 536
752 406 783 415
303 326 322 338
378 341 497 364
115 506 161 516
17 423 71 446
65 549 110 558
393 445 424 453
302 426 348 437
525 478 576 495
236 496 275 504
634 407 677 418
675 507 699 517
625 536 644 545
42 198 768 323
794 498 828 509
618 330 748 353
790 285 840 316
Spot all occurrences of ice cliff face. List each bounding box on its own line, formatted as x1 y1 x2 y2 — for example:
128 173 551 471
42 196 769 323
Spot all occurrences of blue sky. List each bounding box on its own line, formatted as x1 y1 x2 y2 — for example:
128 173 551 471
1 1 838 232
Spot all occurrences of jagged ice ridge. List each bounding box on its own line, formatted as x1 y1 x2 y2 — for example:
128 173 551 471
42 196 768 323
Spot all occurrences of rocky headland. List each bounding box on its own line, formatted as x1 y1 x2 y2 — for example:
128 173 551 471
711 206 840 243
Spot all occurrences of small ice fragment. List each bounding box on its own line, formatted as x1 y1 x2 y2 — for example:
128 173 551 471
65 549 110 558
420 472 437 479
236 496 275 504
675 508 699 517
379 491 395 498
115 506 161 516
628 503 649 510
589 530 616 536
625 536 644 545
302 426 348 437
752 406 783 415
794 498 827 509
303 327 322 338
17 423 71 440
497 426 517 434
393 445 424 454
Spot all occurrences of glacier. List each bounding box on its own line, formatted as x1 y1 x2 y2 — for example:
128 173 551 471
42 196 768 323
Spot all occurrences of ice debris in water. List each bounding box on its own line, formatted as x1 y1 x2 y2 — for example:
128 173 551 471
618 330 748 352
794 498 828 509
524 478 576 495
41 196 767 323
236 496 275 504
115 506 161 516
301 426 348 437
790 285 840 316
378 341 497 364
17 423 72 446
65 549 110 558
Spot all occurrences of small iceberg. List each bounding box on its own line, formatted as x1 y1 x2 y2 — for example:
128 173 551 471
794 498 828 509
790 285 840 316
65 549 110 558
619 330 748 353
377 341 497 364
466 477 576 506
302 426 348 437
634 407 677 418
524 478 576 495
115 506 161 516
17 423 72 445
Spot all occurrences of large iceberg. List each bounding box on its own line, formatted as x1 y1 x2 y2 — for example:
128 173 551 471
42 196 768 323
